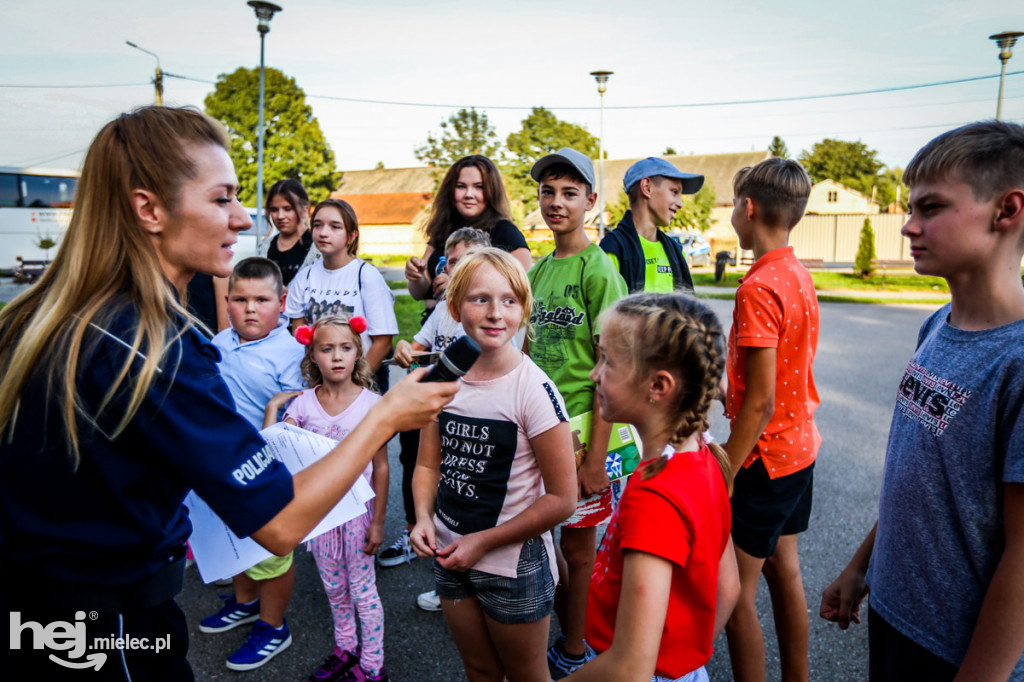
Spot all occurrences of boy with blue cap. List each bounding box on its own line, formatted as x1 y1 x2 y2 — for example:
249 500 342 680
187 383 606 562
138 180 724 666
600 157 704 294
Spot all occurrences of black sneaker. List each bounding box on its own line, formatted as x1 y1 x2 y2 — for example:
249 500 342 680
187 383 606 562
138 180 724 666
376 530 415 568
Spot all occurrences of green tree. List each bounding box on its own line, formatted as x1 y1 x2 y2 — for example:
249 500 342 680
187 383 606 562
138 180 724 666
670 183 717 232
414 108 500 184
204 67 337 206
798 139 884 192
769 136 789 159
504 107 600 213
606 190 631 227
664 146 678 155
869 167 909 211
855 217 876 278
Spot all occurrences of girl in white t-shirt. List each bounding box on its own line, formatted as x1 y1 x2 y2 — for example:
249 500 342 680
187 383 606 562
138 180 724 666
409 248 577 682
266 314 390 682
285 199 397 385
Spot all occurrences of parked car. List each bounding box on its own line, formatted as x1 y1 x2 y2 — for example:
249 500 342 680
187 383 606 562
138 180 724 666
667 231 712 267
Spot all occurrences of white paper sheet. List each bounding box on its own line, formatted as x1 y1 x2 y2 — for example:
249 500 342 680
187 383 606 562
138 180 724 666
184 422 376 584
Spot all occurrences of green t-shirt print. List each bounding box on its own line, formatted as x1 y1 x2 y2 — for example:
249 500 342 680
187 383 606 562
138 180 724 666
527 243 627 418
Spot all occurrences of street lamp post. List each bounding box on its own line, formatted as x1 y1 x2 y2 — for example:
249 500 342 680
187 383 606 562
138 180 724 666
125 41 163 106
590 70 613 240
990 31 1023 121
248 1 283 243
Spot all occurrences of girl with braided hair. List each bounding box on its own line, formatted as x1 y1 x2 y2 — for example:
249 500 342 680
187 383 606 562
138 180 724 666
566 292 739 682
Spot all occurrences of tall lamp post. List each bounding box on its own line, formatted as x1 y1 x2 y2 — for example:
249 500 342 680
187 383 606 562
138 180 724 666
590 70 613 240
248 1 283 242
125 41 163 106
990 31 1023 121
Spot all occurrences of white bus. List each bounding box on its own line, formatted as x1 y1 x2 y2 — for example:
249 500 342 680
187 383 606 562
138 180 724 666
0 167 78 271
0 167 263 273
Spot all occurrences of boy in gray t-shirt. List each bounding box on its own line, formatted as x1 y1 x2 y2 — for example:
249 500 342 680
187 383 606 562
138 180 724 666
820 121 1024 680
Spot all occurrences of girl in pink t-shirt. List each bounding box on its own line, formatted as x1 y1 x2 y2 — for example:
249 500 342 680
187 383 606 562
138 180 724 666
566 293 738 682
267 314 390 682
409 248 577 682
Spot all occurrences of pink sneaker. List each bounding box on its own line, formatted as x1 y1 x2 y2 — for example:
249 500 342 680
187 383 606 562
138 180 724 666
308 649 359 682
350 665 389 682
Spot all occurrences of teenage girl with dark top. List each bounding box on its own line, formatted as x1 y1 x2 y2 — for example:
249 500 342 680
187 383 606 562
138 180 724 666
258 178 319 287
404 155 532 306
0 106 456 681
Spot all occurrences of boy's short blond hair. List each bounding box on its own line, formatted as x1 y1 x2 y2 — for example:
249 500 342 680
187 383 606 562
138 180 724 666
444 227 491 256
904 120 1024 201
733 158 811 229
445 247 532 326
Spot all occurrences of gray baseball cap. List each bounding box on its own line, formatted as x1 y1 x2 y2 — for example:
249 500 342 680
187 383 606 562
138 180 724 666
530 148 596 188
623 157 704 194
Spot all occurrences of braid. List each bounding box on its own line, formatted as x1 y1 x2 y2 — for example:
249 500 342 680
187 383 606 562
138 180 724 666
605 293 730 492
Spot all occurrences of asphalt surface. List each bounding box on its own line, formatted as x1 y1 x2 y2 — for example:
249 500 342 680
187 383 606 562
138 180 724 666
0 279 940 680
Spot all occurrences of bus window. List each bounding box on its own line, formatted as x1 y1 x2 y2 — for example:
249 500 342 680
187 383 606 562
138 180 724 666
22 175 77 208
0 174 19 207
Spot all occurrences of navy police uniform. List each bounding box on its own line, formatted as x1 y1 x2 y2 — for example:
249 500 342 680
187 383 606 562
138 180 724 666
0 298 294 679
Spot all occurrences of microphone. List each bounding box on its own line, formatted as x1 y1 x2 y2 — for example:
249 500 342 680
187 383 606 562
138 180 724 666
420 336 481 383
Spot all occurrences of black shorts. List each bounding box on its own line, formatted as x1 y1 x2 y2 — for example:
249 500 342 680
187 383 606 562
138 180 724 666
731 458 814 559
869 609 958 681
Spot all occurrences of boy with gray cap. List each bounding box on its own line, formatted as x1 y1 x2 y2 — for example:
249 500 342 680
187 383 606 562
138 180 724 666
526 147 627 678
600 157 704 294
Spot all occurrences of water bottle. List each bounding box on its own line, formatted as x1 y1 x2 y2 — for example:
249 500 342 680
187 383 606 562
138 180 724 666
434 256 447 300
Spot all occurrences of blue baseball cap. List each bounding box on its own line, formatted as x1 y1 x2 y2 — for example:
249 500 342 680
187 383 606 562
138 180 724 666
623 158 704 194
530 148 596 189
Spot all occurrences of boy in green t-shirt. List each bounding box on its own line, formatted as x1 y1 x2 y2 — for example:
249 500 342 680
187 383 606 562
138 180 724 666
600 157 704 294
526 147 627 678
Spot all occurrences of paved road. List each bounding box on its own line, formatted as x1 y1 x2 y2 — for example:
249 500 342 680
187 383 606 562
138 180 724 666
175 297 941 681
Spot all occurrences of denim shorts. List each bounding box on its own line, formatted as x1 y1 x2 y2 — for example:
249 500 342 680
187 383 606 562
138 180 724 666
433 536 554 625
653 666 709 682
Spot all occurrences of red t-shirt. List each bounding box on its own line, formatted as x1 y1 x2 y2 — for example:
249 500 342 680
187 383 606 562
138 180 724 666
585 445 731 678
726 246 820 478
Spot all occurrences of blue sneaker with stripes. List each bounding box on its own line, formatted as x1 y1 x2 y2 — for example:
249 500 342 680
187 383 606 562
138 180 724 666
226 619 292 671
198 595 260 633
547 635 596 679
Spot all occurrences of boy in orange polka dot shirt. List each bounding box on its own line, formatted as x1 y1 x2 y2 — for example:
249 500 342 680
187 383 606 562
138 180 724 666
722 157 819 682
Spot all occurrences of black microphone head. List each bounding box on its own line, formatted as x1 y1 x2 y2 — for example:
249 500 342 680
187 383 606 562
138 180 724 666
438 336 481 377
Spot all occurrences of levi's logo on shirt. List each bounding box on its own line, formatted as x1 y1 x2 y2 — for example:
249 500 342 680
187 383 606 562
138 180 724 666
896 361 971 437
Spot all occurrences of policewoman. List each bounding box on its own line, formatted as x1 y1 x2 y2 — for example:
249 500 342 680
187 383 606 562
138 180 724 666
0 107 456 680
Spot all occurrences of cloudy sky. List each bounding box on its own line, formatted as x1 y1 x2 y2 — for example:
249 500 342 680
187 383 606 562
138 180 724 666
1 0 1021 174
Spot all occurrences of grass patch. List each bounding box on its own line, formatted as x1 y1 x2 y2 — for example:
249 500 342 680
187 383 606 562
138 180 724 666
811 270 949 293
394 294 425 343
365 254 413 268
386 279 407 290
693 272 742 288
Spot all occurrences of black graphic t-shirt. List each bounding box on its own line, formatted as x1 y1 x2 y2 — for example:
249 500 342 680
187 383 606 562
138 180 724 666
432 354 568 578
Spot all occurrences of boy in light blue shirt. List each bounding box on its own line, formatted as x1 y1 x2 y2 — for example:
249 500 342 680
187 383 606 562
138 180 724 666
199 257 306 672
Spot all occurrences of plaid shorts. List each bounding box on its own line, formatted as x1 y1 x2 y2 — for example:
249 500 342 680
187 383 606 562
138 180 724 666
433 536 554 625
